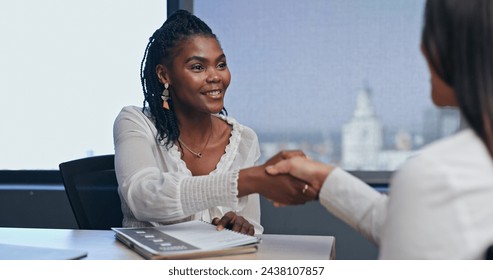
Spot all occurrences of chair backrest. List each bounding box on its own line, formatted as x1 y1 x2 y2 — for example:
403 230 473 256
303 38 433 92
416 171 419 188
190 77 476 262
59 154 123 230
486 245 493 260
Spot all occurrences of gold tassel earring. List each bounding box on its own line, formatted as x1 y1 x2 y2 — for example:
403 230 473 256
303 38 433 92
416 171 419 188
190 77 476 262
161 83 170 110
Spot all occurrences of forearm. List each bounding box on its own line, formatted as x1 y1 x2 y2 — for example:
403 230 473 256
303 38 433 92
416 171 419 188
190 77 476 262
180 172 239 215
319 168 387 244
238 164 312 205
237 166 263 197
121 168 240 222
237 150 309 197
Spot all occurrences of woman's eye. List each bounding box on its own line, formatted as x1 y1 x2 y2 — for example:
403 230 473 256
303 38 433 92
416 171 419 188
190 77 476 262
217 62 227 69
191 64 204 71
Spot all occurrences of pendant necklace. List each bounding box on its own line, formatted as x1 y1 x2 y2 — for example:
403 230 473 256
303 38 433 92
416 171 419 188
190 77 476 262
178 125 213 159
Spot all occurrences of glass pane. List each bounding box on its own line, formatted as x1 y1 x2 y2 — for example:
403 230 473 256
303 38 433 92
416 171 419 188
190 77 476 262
195 0 460 171
0 0 166 169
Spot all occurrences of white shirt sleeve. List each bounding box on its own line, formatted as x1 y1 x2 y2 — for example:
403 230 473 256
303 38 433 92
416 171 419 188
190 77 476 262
319 168 388 244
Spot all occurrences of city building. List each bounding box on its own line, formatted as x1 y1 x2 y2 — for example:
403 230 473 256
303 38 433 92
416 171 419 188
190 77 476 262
342 86 384 170
341 86 415 170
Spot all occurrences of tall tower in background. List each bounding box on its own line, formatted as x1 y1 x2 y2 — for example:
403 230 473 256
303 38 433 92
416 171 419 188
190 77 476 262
342 86 383 170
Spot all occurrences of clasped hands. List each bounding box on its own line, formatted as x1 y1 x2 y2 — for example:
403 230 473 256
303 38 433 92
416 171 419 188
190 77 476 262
261 150 332 206
215 150 334 235
238 150 332 206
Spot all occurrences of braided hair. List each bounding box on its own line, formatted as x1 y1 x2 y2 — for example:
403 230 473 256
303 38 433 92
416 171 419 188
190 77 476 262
140 10 226 148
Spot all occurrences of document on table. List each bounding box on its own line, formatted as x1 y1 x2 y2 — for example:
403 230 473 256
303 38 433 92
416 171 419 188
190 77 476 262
112 220 260 259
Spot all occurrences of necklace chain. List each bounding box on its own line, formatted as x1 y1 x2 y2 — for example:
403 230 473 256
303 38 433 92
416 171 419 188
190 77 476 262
178 128 213 159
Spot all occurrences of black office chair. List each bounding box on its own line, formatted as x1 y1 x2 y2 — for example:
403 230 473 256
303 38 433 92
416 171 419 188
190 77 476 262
59 154 123 230
486 245 493 260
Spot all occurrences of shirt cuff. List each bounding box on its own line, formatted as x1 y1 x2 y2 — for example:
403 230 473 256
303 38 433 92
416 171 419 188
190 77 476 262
180 170 239 216
319 167 383 234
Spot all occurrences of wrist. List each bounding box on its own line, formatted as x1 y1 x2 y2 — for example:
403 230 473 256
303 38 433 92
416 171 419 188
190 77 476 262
312 164 334 191
238 167 261 197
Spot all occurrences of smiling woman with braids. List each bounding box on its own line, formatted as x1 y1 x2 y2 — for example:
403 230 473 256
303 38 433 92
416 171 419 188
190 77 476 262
113 10 311 235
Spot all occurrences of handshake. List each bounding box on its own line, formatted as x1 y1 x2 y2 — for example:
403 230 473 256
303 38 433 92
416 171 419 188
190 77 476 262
238 150 335 207
215 150 335 236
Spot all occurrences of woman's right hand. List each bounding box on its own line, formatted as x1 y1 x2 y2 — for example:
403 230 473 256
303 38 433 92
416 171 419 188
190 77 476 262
265 156 335 193
238 150 318 204
262 150 307 166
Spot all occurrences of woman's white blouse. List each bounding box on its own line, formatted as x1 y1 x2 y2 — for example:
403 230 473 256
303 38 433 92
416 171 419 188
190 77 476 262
113 106 263 233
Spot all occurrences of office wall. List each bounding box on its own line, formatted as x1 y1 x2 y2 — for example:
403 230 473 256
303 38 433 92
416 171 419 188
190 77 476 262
0 186 377 259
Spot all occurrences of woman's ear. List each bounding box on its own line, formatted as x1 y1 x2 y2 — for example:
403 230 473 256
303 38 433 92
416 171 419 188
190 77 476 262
155 64 169 84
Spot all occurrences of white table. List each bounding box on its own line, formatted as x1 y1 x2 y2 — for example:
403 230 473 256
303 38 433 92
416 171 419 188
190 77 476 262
0 227 335 260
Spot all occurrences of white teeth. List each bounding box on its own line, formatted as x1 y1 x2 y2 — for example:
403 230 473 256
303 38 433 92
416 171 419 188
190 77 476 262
207 90 220 96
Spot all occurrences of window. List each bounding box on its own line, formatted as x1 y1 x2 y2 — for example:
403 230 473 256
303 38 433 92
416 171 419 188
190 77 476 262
194 0 460 171
0 0 461 173
0 0 166 170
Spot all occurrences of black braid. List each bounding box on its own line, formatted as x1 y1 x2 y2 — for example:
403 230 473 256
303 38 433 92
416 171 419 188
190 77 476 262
140 10 227 148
